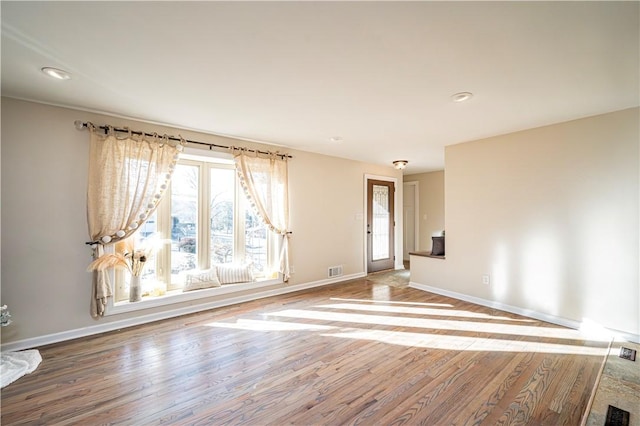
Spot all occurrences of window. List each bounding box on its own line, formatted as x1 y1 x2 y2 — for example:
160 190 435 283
114 155 275 303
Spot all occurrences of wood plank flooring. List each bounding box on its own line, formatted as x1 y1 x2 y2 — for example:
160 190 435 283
1 272 609 425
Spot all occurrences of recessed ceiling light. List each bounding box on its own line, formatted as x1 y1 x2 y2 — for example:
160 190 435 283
329 136 343 143
451 92 473 103
41 67 72 80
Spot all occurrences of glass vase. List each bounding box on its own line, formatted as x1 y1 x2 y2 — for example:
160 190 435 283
129 275 142 302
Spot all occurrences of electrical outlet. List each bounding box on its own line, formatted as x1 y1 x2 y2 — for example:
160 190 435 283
290 265 295 274
482 274 490 285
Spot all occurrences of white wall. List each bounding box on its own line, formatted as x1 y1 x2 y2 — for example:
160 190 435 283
0 98 402 346
404 170 445 252
412 108 639 338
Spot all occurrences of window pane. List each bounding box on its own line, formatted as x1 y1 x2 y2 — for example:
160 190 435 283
210 167 235 265
115 216 158 301
138 211 158 285
171 164 198 284
244 199 268 276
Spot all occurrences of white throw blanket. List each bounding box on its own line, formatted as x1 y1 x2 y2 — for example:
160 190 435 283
1 350 42 388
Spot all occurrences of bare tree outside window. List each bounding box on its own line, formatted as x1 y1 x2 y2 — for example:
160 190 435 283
171 164 198 281
210 168 235 264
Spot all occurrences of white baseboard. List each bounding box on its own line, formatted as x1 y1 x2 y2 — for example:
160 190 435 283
409 281 640 344
1 272 366 352
409 281 580 329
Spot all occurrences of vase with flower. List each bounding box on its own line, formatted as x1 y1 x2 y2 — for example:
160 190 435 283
124 248 148 302
87 236 156 303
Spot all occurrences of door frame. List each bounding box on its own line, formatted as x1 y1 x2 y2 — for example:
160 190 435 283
403 180 420 260
363 174 401 273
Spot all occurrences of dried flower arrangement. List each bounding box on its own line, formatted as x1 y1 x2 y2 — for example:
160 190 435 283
87 235 158 276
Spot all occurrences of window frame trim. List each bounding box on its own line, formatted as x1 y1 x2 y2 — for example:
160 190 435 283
106 276 282 315
110 150 279 308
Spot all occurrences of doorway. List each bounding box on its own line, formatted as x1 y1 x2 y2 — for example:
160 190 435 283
403 181 419 268
366 178 395 273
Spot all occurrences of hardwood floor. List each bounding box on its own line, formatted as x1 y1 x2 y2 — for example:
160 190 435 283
1 272 609 425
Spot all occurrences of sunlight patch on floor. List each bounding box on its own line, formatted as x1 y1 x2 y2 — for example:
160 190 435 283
202 297 611 357
204 318 334 331
266 308 609 341
202 317 607 356
330 297 453 308
317 303 537 323
322 329 609 355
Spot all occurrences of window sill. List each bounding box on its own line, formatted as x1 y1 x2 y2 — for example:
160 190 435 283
106 278 282 315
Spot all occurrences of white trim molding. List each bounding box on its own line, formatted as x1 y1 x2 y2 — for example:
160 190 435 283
1 272 366 352
409 281 640 344
402 180 420 259
106 278 282 315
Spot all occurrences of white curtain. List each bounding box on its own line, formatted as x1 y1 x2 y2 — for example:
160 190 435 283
234 150 291 281
86 125 183 317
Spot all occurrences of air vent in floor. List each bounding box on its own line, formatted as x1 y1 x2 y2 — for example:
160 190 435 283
605 405 630 426
619 347 636 361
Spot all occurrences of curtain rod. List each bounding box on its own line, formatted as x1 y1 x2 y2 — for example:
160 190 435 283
74 120 292 159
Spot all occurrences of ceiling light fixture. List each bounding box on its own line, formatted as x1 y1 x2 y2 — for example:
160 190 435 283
393 160 408 170
329 136 343 143
451 91 473 102
41 67 72 80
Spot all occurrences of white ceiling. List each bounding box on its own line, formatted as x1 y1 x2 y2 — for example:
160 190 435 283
2 2 638 174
